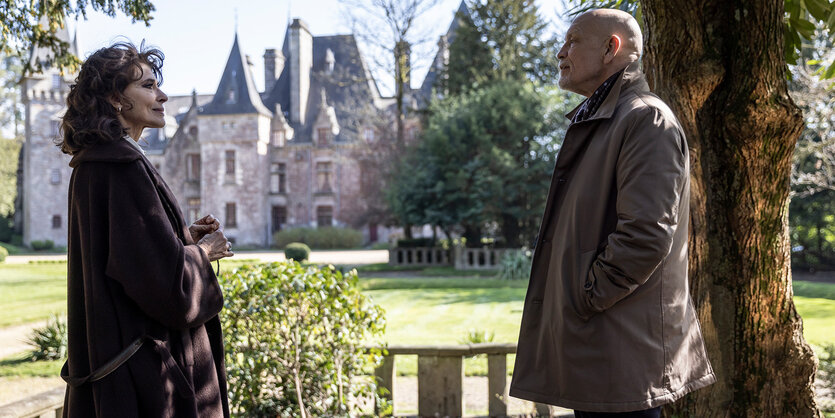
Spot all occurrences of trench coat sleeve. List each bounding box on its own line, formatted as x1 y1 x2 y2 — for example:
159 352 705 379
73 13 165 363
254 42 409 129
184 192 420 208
584 106 687 314
97 160 224 330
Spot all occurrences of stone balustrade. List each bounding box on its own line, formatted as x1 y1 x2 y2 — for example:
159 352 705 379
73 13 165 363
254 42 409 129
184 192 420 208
0 387 63 418
388 247 452 267
389 246 521 270
454 247 516 270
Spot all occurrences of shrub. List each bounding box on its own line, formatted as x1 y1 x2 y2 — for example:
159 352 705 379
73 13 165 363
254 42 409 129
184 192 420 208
460 329 495 345
497 249 532 280
0 245 7 262
30 240 55 251
284 242 311 262
220 262 387 417
27 315 68 361
396 237 435 248
274 227 363 249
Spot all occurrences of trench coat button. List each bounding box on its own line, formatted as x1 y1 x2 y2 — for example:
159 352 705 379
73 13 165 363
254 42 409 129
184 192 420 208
583 281 593 290
558 178 567 184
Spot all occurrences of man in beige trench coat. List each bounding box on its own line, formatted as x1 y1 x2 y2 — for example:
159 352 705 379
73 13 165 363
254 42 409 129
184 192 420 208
509 9 716 417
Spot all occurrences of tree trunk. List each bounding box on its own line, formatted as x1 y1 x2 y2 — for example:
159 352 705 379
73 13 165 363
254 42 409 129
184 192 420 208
642 1 820 416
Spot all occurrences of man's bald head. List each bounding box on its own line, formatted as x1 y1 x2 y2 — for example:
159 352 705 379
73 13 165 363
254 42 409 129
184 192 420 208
575 9 643 62
556 9 643 96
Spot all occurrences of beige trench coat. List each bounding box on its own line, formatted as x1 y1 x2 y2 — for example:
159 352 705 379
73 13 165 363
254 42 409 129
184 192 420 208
509 62 716 412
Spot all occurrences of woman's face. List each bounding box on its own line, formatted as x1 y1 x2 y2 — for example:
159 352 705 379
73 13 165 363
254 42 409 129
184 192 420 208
117 63 168 140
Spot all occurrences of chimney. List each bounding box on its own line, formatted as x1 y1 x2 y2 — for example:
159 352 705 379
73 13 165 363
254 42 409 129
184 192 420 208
395 41 411 97
263 48 284 92
289 18 313 124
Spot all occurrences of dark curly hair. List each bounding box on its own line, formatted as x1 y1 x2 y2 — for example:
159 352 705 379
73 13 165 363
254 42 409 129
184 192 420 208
57 41 164 155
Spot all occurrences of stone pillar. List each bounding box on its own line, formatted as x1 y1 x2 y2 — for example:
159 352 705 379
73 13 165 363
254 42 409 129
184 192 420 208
418 355 463 417
374 355 395 415
487 353 508 417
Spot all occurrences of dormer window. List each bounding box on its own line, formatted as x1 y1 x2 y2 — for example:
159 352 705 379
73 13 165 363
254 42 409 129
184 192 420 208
226 89 236 104
317 128 330 148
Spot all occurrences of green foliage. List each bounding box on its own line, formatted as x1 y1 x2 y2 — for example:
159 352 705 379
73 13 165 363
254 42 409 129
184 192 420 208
0 138 21 218
388 80 576 247
26 315 67 361
497 249 532 281
817 344 835 412
460 329 495 344
441 0 559 94
284 242 311 262
1 1 156 73
220 262 386 417
274 227 363 249
0 245 7 262
0 241 21 255
30 239 54 251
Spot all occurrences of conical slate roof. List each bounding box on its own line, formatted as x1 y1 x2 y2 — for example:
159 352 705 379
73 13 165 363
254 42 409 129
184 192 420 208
201 33 272 116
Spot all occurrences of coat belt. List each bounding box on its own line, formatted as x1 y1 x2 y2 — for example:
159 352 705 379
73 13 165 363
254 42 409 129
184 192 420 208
61 335 195 399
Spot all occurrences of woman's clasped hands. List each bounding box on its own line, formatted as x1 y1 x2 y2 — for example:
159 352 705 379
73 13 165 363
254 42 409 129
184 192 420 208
191 214 234 261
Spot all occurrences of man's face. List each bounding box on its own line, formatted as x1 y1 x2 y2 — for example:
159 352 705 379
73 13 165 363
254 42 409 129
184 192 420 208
557 16 607 97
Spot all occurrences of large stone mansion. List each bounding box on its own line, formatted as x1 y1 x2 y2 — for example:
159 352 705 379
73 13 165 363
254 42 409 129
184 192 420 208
19 3 467 247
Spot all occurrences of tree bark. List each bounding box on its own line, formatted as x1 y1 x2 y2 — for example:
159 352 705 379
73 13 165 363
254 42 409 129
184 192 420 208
642 1 820 416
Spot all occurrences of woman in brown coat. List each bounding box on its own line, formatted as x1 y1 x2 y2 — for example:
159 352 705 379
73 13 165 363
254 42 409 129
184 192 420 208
58 42 233 417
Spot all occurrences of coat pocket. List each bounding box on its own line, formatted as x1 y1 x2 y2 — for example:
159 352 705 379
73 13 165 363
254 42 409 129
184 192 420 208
571 248 599 321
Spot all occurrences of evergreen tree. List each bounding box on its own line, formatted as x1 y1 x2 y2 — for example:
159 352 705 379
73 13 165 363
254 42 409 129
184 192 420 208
441 0 559 94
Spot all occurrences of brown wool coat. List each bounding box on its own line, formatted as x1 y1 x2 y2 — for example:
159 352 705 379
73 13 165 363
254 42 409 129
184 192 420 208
61 137 229 417
509 63 716 412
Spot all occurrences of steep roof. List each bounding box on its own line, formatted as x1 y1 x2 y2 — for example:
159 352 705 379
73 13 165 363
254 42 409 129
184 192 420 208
263 34 380 143
201 33 272 116
418 0 470 100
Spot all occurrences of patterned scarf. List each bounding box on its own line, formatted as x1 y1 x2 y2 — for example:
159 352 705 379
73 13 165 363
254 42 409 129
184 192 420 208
572 69 624 124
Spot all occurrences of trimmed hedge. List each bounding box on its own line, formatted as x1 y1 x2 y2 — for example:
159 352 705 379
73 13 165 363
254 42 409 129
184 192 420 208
31 240 55 251
0 245 7 263
284 242 311 262
274 227 363 249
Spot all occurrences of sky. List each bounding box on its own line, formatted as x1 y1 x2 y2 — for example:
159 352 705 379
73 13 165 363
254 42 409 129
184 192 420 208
66 0 570 98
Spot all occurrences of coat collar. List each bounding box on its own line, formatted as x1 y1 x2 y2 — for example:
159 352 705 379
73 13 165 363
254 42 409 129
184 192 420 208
69 136 144 168
565 61 649 123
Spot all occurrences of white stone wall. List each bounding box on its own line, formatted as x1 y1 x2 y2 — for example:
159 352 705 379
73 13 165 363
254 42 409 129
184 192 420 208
22 75 72 247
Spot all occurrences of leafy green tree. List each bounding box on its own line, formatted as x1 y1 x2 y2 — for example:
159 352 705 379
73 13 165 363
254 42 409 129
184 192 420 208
389 80 575 247
1 0 155 73
441 0 559 95
790 40 835 271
